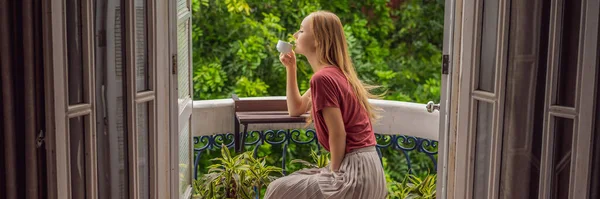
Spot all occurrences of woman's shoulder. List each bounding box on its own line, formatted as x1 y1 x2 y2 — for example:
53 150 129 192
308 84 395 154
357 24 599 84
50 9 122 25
311 66 344 81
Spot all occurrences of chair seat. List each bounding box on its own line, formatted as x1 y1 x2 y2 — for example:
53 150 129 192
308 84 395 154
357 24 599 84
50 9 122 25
236 111 309 124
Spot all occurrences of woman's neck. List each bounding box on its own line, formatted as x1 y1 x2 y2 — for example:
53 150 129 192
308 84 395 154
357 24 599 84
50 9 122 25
306 54 327 73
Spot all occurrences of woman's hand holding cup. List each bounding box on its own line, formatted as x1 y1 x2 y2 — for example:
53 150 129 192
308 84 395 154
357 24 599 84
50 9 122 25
279 51 296 70
277 40 296 70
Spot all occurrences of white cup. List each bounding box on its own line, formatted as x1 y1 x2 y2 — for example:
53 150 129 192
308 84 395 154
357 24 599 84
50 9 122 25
276 40 293 53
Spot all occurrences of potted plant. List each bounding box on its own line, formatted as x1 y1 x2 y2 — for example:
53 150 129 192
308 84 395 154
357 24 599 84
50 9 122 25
387 173 437 199
194 144 282 199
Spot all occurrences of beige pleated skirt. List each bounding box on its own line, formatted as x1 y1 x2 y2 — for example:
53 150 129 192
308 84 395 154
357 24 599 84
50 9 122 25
264 146 387 199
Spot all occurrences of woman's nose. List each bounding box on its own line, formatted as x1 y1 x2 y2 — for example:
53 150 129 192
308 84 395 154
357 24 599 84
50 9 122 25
293 32 298 39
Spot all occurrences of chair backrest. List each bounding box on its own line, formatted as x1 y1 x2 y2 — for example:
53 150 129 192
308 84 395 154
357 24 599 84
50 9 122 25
232 94 288 112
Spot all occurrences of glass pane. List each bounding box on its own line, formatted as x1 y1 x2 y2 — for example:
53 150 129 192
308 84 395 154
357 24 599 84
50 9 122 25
135 0 149 92
497 1 550 198
552 117 573 199
478 0 499 92
70 116 88 198
528 31 550 197
137 103 150 199
66 0 85 104
473 101 493 198
95 1 129 198
177 0 187 12
528 2 552 197
179 120 191 196
555 0 581 107
177 21 190 99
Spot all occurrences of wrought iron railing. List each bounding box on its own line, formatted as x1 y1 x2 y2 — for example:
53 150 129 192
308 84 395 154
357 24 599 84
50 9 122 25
193 129 438 180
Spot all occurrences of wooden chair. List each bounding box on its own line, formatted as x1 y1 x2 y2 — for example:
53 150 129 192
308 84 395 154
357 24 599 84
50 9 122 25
232 94 309 152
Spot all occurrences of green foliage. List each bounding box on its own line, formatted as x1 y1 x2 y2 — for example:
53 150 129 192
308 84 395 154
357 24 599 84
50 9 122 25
381 149 437 182
290 149 330 169
193 61 227 100
234 77 269 97
192 0 444 103
387 174 437 199
194 144 282 199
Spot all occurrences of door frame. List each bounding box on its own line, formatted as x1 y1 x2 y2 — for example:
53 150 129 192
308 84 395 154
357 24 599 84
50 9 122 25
437 0 457 197
448 0 511 198
42 0 64 198
43 0 172 198
168 0 194 198
154 0 173 198
43 0 99 198
537 0 600 198
446 0 600 198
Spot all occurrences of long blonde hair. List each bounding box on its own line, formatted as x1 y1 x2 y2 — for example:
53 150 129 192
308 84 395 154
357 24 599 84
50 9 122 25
308 11 381 123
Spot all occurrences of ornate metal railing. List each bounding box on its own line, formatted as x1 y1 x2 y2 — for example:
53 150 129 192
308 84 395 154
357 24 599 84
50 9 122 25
193 129 438 180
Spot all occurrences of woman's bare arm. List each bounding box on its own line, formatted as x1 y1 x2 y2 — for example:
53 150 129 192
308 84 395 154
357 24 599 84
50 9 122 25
285 66 311 116
321 107 346 171
289 89 311 116
281 51 311 116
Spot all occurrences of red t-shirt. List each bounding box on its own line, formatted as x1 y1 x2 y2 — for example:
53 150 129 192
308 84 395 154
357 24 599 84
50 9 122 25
310 66 377 153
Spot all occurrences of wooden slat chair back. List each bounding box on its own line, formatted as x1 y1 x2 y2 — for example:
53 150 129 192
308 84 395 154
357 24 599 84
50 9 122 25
231 94 308 151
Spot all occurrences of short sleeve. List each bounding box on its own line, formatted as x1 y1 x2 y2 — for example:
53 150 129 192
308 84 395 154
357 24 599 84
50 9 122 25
310 74 340 112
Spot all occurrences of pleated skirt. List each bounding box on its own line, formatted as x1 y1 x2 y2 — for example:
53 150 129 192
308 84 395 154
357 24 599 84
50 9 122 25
264 146 387 199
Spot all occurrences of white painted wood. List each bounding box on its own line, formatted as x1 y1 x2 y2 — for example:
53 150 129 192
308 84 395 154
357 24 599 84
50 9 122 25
488 0 510 198
453 0 477 197
537 0 600 198
572 0 599 198
438 0 457 197
84 0 99 196
169 0 193 198
61 0 98 198
539 0 567 197
46 0 99 198
446 0 464 197
450 0 511 198
192 97 439 140
154 0 172 198
47 1 69 197
125 0 142 198
42 0 60 198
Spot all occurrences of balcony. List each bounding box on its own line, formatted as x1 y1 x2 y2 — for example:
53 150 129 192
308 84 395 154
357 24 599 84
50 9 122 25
191 97 440 198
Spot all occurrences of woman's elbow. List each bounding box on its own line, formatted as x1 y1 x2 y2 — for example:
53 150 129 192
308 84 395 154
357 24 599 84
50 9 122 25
288 110 303 117
287 103 306 117
288 106 307 117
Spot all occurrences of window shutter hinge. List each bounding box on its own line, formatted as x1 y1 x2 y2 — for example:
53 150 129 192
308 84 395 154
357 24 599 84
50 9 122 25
37 130 45 148
172 54 177 74
442 54 449 74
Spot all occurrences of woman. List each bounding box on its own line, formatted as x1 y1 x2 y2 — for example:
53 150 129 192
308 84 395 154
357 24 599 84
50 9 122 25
265 11 387 199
